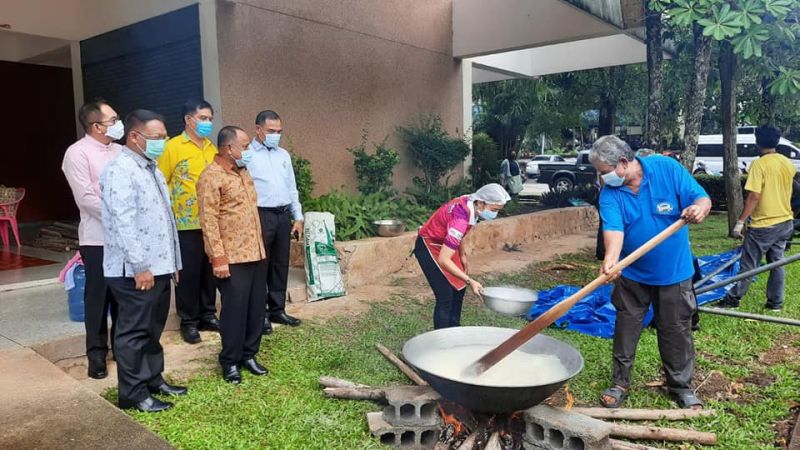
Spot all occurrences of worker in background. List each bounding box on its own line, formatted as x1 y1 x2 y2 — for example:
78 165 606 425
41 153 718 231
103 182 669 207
415 184 511 329
101 110 185 412
716 126 797 311
158 99 219 344
197 126 268 384
500 151 524 196
62 99 122 380
246 110 303 334
590 135 711 410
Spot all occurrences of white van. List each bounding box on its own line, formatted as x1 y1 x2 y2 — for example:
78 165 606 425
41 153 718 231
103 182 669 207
693 130 800 175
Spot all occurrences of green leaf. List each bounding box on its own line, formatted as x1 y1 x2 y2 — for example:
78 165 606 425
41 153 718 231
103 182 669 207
738 0 765 28
732 25 769 58
769 67 800 95
764 0 793 18
667 0 711 27
700 4 745 41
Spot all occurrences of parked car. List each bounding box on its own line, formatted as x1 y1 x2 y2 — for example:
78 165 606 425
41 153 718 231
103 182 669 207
539 151 596 191
693 133 800 175
525 154 566 179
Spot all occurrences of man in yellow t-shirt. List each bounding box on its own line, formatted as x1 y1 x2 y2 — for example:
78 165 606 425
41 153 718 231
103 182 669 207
717 126 796 311
158 99 219 343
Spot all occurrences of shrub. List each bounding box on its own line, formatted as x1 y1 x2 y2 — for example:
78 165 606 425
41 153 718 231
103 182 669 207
694 175 746 211
398 114 471 192
470 133 502 187
304 191 430 241
405 178 473 211
539 184 598 208
281 135 315 204
349 131 400 196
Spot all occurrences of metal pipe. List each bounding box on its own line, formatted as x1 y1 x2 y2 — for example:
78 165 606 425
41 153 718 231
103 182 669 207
695 252 800 295
693 253 742 289
698 307 800 327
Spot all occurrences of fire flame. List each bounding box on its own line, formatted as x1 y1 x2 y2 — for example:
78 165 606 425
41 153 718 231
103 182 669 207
438 404 467 436
564 384 575 410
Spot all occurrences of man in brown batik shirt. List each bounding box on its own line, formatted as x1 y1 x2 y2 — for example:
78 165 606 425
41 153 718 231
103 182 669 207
197 125 267 384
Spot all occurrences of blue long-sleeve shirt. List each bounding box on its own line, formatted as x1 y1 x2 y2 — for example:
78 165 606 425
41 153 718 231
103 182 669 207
246 138 304 221
100 147 182 277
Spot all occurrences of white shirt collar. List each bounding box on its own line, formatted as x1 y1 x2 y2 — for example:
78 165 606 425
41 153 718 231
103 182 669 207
467 198 477 225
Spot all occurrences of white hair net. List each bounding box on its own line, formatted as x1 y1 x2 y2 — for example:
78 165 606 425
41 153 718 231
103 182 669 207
470 183 511 205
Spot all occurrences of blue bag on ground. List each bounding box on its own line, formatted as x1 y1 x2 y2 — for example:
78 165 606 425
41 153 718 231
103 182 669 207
66 264 86 322
526 249 741 339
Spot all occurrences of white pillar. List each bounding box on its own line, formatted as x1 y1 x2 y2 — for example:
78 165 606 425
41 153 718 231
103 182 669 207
199 0 223 132
462 59 473 179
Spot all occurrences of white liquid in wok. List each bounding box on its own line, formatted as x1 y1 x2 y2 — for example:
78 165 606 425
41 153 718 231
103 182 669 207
415 344 569 387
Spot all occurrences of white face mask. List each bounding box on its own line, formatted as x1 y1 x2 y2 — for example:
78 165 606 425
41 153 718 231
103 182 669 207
104 120 125 140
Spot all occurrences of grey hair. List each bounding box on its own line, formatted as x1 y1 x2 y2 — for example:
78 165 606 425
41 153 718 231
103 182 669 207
589 135 635 166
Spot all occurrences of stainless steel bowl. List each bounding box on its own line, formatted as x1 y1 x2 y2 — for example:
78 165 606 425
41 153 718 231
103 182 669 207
403 327 584 413
482 286 538 316
373 220 406 237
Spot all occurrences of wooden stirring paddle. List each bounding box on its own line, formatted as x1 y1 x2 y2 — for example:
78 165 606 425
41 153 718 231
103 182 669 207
463 218 688 378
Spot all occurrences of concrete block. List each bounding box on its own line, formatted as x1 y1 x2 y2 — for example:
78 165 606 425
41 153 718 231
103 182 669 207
287 267 307 303
382 386 441 427
524 405 612 450
367 412 439 449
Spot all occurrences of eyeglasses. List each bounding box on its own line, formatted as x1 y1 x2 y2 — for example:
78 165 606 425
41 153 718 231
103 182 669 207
133 130 168 140
92 117 119 126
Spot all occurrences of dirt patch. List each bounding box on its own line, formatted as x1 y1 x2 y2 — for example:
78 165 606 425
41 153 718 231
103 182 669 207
759 333 800 366
774 403 800 449
692 370 750 403
743 372 776 388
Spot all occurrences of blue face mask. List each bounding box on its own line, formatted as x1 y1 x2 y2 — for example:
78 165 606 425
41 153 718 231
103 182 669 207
137 134 166 160
264 133 281 149
195 120 213 138
602 168 626 187
479 209 498 221
235 149 254 168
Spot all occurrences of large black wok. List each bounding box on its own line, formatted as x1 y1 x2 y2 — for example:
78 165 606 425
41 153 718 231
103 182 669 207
402 327 583 414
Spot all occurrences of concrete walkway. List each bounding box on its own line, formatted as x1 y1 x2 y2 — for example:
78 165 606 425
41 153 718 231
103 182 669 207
0 347 172 449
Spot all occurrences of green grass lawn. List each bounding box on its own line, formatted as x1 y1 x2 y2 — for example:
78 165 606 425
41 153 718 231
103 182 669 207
115 214 800 449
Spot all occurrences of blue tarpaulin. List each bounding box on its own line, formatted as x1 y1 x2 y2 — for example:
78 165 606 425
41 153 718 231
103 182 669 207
525 249 742 338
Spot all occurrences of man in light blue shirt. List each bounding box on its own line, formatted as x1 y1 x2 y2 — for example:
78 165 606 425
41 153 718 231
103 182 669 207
247 110 303 333
101 109 186 413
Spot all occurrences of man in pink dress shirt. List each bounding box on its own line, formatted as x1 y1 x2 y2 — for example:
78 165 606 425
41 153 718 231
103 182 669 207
62 99 123 379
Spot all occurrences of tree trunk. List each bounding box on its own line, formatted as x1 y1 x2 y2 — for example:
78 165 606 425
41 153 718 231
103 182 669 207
599 99 616 137
762 76 777 126
645 8 664 148
680 24 713 172
720 41 744 235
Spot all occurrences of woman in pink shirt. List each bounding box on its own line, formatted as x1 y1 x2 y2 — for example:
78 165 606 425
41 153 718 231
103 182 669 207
415 184 510 329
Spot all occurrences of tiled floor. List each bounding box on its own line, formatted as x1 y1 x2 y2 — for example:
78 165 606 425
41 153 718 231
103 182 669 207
0 245 70 287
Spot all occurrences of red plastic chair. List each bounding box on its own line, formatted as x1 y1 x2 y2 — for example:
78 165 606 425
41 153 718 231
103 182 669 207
0 188 25 248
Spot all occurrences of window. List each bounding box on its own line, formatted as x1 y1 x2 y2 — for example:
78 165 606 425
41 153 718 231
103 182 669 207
738 144 758 157
777 145 799 159
534 156 551 161
555 156 565 161
697 144 723 157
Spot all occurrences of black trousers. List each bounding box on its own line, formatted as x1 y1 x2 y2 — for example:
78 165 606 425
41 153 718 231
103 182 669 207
176 230 217 327
79 246 118 366
217 260 268 366
107 275 171 406
611 276 696 394
414 237 466 329
258 208 292 317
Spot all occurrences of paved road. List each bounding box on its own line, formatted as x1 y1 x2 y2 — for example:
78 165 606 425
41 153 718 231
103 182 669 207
521 180 550 197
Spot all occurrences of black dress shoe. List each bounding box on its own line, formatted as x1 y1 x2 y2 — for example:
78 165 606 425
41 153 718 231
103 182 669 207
222 365 242 384
270 312 301 327
88 363 108 380
181 325 202 344
198 317 220 332
121 396 173 413
149 382 188 396
263 318 273 335
241 358 269 376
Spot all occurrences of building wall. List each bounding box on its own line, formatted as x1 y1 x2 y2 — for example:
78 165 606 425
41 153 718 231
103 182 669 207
215 0 463 194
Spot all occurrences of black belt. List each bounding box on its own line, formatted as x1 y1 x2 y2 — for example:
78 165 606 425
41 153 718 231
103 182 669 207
259 205 291 213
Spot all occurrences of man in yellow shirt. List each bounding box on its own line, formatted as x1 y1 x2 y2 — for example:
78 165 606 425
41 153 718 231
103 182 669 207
717 126 797 311
158 99 219 343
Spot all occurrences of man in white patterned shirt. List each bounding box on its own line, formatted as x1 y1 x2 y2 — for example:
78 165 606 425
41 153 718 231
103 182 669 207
101 109 185 413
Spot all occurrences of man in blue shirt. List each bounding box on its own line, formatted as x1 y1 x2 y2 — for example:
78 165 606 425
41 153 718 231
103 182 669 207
247 110 303 334
101 109 187 413
591 136 711 410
